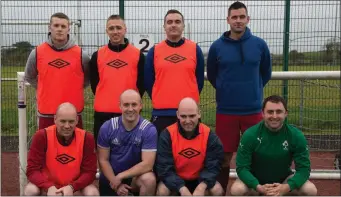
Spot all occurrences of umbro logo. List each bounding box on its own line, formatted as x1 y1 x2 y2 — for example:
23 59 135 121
55 154 75 164
164 54 186 63
48 59 70 69
107 59 128 68
179 148 200 159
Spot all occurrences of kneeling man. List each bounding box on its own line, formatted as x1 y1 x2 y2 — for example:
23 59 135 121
24 102 98 196
156 97 224 196
97 89 158 196
231 95 317 196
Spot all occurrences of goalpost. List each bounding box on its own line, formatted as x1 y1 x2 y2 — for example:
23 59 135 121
17 71 341 195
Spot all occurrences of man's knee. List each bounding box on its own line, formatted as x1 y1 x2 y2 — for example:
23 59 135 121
137 172 156 187
230 179 249 196
209 181 224 196
156 181 171 196
80 184 99 196
298 181 317 196
24 183 41 196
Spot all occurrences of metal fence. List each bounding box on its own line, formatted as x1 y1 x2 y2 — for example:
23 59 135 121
1 1 340 151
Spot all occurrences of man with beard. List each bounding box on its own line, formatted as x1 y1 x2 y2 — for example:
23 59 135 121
231 95 317 196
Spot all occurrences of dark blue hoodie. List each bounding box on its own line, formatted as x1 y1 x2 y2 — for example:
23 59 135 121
207 27 272 115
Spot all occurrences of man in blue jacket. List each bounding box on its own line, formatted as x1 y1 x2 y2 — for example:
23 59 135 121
207 1 272 193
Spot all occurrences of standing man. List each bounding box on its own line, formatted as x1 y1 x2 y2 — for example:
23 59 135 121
90 14 145 143
230 95 317 196
145 9 205 135
25 12 90 129
156 98 224 196
206 1 272 190
24 102 98 196
97 89 157 196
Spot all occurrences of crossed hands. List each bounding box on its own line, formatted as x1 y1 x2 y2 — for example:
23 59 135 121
256 183 291 196
110 174 133 196
47 185 74 196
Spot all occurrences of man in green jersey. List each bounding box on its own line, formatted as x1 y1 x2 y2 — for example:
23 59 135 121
231 95 317 196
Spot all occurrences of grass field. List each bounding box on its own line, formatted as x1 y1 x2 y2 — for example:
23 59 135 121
1 65 340 136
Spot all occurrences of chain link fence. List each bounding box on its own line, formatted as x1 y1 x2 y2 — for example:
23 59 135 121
1 1 340 151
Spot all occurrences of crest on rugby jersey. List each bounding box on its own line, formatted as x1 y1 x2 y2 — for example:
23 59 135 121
239 142 244 148
282 140 289 150
257 137 262 144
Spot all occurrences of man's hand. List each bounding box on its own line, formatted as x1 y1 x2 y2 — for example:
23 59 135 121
47 186 62 196
116 184 132 196
268 183 290 196
55 185 74 196
192 182 207 196
256 184 267 195
110 174 123 191
179 186 192 196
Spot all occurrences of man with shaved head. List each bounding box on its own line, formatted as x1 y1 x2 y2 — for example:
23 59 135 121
97 89 158 196
156 97 224 196
24 102 98 196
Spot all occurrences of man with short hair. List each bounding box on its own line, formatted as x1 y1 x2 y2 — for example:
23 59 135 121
24 102 98 196
145 9 205 135
25 12 90 129
156 98 224 196
207 1 272 190
230 95 317 196
97 89 157 196
90 14 145 143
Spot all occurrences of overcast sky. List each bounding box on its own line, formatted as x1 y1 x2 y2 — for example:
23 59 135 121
1 1 340 55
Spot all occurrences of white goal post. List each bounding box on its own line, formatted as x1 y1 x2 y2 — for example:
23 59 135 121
17 71 341 195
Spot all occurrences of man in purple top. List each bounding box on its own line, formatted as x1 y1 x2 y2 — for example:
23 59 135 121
97 89 158 196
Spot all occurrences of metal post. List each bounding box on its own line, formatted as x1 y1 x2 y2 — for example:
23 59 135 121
119 0 125 19
18 72 28 196
299 80 304 129
282 0 290 102
332 4 339 66
0 4 3 175
76 0 82 46
187 22 191 40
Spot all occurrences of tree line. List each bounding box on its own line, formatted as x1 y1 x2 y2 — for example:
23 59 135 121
1 38 340 68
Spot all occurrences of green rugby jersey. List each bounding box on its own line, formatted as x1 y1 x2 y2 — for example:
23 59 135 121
236 121 311 191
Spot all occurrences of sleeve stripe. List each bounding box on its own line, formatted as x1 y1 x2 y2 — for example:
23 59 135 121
139 119 150 130
97 144 110 149
142 149 157 152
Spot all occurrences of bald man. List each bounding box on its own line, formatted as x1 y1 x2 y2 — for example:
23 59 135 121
156 98 224 196
24 102 98 196
97 89 158 196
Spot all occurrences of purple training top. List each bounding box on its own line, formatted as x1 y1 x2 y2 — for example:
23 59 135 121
97 116 157 181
